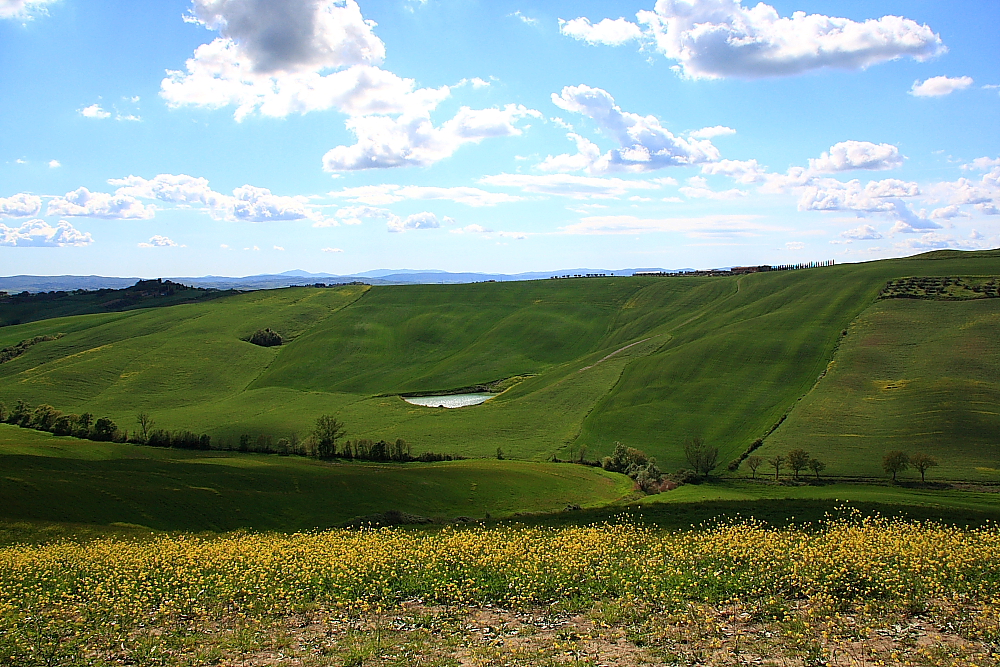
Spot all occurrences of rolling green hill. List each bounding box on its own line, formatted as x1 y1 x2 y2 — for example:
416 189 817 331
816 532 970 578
0 426 632 531
757 295 1000 481
0 249 997 479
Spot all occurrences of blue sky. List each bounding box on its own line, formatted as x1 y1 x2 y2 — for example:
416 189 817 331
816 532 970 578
1 0 998 277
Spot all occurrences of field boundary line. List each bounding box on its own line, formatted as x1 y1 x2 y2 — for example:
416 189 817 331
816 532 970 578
578 337 652 373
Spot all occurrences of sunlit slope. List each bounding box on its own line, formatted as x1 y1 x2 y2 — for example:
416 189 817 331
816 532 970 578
0 286 368 413
253 279 653 395
758 297 1000 480
574 250 1000 470
0 250 997 469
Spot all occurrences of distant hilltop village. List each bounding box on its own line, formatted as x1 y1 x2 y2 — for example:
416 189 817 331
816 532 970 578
550 260 835 280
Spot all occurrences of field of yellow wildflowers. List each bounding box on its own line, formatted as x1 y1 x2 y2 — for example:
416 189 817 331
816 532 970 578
2 513 999 666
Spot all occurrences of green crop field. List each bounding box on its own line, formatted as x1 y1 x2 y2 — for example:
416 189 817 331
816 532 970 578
0 249 998 480
757 295 1000 480
0 425 633 534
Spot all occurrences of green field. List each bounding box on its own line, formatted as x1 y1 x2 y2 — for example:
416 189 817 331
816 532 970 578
0 425 632 533
759 296 1000 481
0 250 998 481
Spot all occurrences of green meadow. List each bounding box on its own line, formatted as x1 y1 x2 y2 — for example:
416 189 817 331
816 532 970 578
0 425 632 535
1 248 998 481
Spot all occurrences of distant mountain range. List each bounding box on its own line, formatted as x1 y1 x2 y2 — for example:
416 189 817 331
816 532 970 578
0 268 699 293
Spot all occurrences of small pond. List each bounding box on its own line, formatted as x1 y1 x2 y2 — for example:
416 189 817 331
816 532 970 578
402 393 495 408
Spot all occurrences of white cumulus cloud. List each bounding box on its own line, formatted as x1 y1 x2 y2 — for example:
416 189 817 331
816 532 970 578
79 104 111 119
910 75 973 97
545 85 720 173
322 104 540 170
808 141 903 173
797 178 919 213
840 224 883 240
48 187 155 219
138 235 184 248
567 0 945 80
387 211 440 233
109 174 330 224
0 193 42 218
0 219 93 247
162 0 449 120
558 17 642 45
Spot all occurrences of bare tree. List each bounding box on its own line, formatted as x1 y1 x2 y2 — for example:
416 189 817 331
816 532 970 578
136 412 154 443
909 453 938 483
769 455 784 481
684 437 720 477
808 458 826 480
746 455 764 479
313 415 346 459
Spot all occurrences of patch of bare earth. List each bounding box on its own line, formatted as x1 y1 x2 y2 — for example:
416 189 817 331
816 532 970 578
109 599 999 666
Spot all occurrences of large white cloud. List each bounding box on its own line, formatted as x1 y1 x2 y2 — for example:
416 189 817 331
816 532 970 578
910 75 973 97
0 193 42 218
189 0 385 74
564 0 945 80
808 141 903 173
0 0 56 19
797 178 919 213
544 85 719 173
480 173 662 199
0 219 93 247
110 173 223 206
322 104 540 170
162 0 447 120
109 173 328 224
47 187 155 220
162 43 447 121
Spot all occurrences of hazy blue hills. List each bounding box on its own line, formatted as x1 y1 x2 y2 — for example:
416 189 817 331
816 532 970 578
1 268 681 292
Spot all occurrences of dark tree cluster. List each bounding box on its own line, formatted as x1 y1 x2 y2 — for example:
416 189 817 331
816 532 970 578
602 441 666 493
308 415 462 462
744 448 826 482
144 429 211 450
245 328 282 347
1 399 124 442
0 335 62 364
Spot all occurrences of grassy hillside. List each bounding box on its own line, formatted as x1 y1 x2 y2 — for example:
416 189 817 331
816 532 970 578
0 425 632 531
757 296 1000 480
0 249 997 478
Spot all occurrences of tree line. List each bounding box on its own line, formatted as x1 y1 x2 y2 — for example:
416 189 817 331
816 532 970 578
0 401 213 449
744 448 826 481
0 401 466 463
